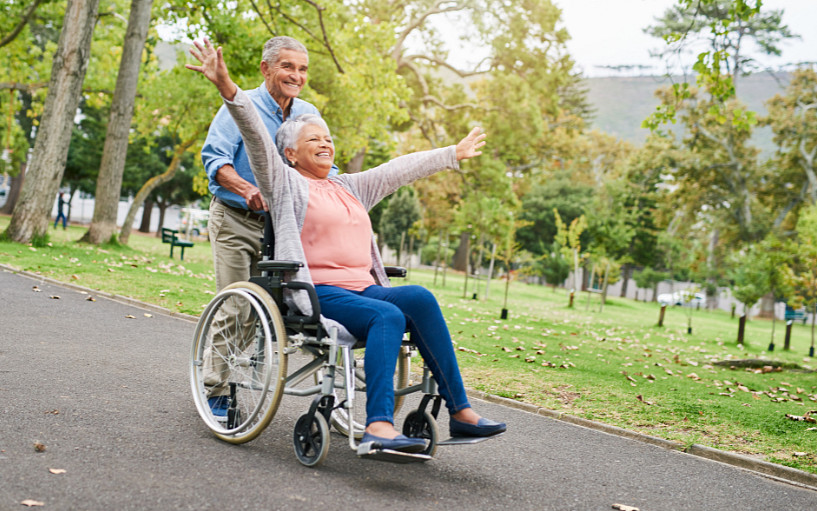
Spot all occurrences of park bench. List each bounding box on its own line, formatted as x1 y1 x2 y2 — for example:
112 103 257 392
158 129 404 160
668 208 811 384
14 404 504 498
161 227 194 260
785 306 808 325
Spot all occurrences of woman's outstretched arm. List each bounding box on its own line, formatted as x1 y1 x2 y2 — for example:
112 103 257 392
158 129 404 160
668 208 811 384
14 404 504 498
186 38 238 101
186 39 285 200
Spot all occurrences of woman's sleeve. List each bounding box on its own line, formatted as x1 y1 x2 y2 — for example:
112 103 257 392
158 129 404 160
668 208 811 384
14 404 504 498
344 146 459 209
221 88 287 198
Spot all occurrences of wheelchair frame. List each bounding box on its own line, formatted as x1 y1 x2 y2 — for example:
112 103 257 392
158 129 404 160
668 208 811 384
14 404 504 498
190 214 446 466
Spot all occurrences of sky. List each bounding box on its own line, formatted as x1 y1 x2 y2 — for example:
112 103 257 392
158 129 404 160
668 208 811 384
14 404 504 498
556 0 817 77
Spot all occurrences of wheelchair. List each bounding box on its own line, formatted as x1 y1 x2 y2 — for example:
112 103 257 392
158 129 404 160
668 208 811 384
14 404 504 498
190 214 483 467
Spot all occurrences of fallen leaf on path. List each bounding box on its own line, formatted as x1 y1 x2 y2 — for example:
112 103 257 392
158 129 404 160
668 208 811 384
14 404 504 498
33 442 46 452
86 296 96 302
612 504 639 511
21 500 44 507
125 315 136 319
49 295 60 300
48 468 67 474
32 286 41 292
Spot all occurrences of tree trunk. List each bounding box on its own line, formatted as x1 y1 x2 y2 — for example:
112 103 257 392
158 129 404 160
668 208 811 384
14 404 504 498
757 291 776 319
119 134 197 244
138 197 153 233
0 161 25 214
83 0 153 244
619 263 630 298
345 148 366 174
4 0 99 243
452 231 469 271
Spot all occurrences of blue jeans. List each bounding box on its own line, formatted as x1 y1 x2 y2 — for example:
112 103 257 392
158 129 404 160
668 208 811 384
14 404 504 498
315 284 471 426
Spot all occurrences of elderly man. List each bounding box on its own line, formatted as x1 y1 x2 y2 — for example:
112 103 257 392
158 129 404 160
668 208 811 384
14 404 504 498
202 35 337 294
200 36 337 417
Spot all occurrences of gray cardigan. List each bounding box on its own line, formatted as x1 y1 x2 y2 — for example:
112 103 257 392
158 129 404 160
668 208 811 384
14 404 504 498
223 88 459 335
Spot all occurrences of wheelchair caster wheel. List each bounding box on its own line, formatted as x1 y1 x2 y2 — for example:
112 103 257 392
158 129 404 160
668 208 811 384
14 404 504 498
402 409 438 457
293 413 330 467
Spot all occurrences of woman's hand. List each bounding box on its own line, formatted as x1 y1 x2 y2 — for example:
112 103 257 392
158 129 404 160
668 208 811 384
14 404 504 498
455 127 487 161
185 38 238 101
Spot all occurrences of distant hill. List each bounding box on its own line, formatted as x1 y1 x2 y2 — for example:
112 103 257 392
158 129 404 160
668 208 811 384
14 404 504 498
583 73 791 155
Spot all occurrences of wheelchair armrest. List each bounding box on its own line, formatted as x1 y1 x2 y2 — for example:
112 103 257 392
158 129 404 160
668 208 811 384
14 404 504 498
385 266 407 278
282 280 321 325
257 260 303 273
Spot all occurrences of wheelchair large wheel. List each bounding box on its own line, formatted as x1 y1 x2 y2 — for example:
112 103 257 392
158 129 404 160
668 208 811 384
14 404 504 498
293 412 330 467
402 409 438 457
330 345 410 439
190 282 288 444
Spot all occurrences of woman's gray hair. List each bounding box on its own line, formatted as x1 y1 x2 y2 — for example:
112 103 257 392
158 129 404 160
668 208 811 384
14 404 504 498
275 114 331 165
262 36 308 66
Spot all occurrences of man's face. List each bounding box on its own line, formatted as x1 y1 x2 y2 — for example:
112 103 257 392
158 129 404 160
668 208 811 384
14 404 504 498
261 49 308 105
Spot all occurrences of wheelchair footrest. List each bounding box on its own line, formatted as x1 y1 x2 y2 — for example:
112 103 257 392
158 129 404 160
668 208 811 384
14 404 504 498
356 442 432 463
438 433 503 446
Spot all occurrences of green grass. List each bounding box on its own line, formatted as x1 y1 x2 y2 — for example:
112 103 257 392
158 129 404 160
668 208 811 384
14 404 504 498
3 214 817 473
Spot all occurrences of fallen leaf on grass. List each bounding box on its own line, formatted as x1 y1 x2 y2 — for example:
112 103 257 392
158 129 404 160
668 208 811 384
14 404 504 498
786 411 817 423
21 500 44 507
612 504 639 511
48 468 67 474
687 372 700 380
636 395 654 405
793 452 809 457
70 274 79 280
33 442 46 452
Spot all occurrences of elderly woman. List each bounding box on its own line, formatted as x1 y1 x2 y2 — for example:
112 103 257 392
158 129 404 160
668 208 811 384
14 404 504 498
188 39 505 453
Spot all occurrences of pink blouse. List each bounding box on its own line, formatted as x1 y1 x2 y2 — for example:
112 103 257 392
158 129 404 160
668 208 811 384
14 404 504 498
300 179 376 291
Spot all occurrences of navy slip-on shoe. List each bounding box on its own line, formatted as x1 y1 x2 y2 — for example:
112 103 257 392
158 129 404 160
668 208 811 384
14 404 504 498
208 396 230 418
361 432 426 453
449 417 507 438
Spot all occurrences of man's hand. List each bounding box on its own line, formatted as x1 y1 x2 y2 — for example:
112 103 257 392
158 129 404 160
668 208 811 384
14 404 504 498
244 186 268 212
185 38 238 101
215 164 268 212
455 127 487 161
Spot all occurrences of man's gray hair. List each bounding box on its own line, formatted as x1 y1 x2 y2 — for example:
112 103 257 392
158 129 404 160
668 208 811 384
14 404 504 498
276 114 331 165
262 36 308 65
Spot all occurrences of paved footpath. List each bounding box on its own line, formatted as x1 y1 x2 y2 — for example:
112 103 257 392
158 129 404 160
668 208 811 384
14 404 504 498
1 268 816 510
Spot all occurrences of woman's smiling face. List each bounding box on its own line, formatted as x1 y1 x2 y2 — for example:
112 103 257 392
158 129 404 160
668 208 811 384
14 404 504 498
285 124 335 180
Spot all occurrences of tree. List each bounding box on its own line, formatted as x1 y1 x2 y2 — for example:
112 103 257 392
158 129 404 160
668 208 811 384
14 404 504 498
644 0 796 131
379 187 422 263
633 267 669 302
119 60 216 244
728 244 772 318
516 173 594 257
3 0 101 244
554 209 587 303
82 0 153 244
785 203 817 354
764 67 817 229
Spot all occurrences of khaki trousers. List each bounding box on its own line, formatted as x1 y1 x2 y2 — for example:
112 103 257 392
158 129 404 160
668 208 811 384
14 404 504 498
204 198 266 397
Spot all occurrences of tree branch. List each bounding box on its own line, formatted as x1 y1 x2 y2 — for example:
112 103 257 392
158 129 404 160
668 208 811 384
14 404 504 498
392 0 468 63
405 54 490 77
0 0 43 49
300 0 344 74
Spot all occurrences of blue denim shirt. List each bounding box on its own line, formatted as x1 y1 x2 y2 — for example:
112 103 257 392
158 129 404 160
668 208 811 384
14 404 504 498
201 83 339 211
